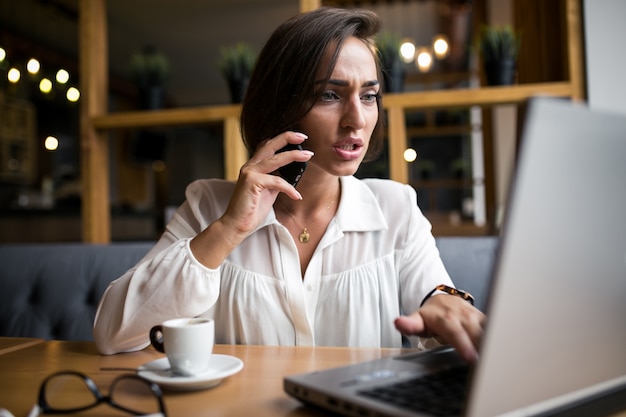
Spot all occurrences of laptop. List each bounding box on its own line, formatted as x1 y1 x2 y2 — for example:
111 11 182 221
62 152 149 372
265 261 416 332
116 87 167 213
283 97 626 417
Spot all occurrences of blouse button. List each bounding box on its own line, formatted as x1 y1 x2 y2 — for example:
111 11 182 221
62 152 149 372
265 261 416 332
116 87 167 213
306 284 313 291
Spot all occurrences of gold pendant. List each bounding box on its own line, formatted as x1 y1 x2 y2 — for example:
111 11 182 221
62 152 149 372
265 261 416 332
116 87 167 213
299 228 310 243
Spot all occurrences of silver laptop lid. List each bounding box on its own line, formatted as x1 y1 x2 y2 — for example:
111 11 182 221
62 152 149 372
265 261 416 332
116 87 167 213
466 98 626 416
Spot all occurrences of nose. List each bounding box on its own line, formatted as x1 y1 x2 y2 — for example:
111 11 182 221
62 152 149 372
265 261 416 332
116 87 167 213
340 94 366 130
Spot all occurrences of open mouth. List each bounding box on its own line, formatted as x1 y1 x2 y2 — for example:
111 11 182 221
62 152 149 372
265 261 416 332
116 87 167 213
337 143 359 151
333 140 363 160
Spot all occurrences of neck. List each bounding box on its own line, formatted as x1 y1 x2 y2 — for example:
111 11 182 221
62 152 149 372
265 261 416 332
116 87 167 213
276 176 341 217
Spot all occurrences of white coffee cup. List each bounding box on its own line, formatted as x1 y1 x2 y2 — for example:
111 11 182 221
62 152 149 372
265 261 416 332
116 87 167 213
149 318 214 376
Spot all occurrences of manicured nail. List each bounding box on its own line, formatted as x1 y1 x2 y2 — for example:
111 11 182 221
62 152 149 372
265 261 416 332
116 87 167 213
294 132 308 139
301 150 314 156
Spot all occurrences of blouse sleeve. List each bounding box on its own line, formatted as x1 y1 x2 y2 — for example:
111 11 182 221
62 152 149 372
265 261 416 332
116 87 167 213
93 180 227 355
396 183 454 345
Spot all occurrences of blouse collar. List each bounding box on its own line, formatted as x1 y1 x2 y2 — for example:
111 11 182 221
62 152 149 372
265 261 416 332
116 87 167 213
262 176 388 234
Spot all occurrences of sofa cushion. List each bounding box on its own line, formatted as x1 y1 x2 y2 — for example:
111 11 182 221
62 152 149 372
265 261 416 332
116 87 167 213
0 237 498 341
0 243 152 341
435 236 499 312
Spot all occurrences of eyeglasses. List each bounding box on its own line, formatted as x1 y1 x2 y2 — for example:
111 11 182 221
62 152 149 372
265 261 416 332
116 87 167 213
27 371 167 417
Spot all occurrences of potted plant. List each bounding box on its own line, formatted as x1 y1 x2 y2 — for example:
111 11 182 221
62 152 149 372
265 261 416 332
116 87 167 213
130 45 170 109
416 159 436 180
217 43 256 103
478 25 521 86
376 32 405 93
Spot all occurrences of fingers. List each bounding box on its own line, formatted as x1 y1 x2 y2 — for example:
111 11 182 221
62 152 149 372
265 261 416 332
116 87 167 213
243 132 313 192
397 295 485 364
249 131 309 163
222 131 313 233
394 315 426 335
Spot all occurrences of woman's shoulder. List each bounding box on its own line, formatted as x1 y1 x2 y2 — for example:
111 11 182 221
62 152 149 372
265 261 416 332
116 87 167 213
185 178 236 197
184 179 236 212
342 176 418 221
358 177 416 201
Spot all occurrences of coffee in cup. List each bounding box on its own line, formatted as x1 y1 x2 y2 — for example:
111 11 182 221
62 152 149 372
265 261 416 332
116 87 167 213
149 318 214 376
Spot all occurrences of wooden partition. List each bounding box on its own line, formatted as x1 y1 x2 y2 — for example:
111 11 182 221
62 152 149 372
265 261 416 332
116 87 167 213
78 0 584 242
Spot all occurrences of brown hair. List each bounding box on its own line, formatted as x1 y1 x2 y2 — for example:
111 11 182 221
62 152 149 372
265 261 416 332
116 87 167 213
240 7 385 162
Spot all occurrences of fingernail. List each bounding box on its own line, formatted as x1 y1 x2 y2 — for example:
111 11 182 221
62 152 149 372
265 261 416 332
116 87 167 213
294 132 308 139
301 150 314 156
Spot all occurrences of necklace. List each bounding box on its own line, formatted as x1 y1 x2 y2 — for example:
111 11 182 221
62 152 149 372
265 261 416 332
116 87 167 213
278 200 336 243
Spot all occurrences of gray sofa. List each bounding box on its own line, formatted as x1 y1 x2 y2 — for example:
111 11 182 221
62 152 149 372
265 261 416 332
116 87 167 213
0 237 498 341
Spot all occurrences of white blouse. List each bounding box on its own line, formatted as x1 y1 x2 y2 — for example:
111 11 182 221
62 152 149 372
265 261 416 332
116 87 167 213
93 176 453 354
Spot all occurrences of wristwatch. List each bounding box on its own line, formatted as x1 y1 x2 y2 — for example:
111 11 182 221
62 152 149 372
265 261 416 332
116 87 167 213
420 284 475 307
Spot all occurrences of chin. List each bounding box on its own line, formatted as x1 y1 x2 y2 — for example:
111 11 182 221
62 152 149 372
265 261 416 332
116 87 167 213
334 163 362 177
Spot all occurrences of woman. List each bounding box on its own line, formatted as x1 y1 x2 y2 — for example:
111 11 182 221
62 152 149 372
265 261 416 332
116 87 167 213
93 7 484 363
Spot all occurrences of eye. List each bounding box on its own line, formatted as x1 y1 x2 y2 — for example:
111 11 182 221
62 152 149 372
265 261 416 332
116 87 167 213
320 91 340 102
361 92 379 103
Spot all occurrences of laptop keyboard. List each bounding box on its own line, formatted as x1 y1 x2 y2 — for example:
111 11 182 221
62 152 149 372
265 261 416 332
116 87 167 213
357 366 469 417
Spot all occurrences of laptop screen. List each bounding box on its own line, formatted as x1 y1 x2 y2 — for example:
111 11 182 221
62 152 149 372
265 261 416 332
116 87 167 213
466 97 626 416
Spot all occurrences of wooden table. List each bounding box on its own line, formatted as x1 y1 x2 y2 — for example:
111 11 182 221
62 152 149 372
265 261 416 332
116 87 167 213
0 338 44 356
0 339 625 417
0 340 407 416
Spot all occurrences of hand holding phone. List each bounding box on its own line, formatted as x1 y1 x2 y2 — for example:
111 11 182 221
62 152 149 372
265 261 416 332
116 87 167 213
277 143 308 187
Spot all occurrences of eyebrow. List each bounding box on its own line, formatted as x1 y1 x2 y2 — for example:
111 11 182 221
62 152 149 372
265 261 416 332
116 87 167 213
316 79 380 87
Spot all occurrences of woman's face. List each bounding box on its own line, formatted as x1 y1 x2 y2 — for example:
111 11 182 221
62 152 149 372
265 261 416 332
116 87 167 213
298 36 380 179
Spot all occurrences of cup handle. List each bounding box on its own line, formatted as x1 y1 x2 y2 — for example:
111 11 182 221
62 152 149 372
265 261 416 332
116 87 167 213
149 325 165 353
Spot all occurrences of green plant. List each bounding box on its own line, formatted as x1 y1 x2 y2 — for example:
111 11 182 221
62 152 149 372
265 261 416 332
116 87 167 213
217 43 256 81
478 25 521 62
130 46 170 88
416 159 436 179
375 31 403 69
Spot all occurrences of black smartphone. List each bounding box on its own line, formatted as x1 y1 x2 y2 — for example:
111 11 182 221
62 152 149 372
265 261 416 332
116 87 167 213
277 143 307 187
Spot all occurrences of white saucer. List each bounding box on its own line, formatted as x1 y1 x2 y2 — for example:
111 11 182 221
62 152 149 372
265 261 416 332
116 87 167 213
137 354 244 391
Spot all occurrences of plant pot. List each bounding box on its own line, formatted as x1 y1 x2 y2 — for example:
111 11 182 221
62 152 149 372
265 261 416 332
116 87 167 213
382 65 405 93
228 78 249 104
139 86 165 110
484 59 517 86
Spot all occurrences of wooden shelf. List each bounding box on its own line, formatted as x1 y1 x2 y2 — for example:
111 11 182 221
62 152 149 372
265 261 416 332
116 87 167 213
92 104 240 130
90 82 571 131
77 0 585 242
384 82 572 110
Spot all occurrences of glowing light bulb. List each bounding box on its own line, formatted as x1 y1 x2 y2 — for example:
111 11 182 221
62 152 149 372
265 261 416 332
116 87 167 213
39 78 53 93
27 58 40 74
403 148 417 163
416 48 433 73
66 87 80 102
433 35 449 60
8 67 20 83
45 136 59 151
400 41 416 63
56 69 69 84
0 47 6 62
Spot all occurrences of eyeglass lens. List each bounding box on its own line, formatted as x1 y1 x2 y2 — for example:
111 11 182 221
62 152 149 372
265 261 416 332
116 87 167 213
43 373 164 416
44 374 97 410
110 376 164 415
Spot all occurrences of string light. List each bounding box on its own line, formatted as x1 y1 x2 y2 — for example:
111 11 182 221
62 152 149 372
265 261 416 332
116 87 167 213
66 87 80 102
433 35 449 60
44 136 59 151
400 40 416 63
27 58 40 74
39 78 53 93
415 47 433 73
404 148 417 163
1 50 79 102
56 69 69 84
8 67 20 83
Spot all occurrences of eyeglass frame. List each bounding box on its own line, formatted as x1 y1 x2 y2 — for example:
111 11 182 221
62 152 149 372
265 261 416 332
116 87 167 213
28 370 167 417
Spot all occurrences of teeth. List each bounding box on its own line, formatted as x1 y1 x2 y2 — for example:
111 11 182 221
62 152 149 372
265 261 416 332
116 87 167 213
340 144 355 150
